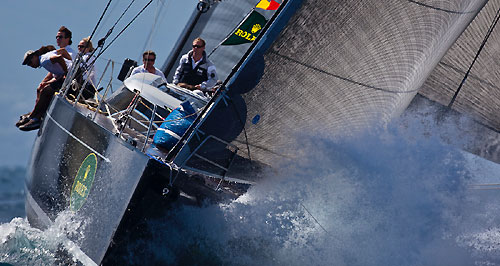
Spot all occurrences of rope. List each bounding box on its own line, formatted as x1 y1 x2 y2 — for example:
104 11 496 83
228 97 252 161
135 100 203 124
140 0 168 59
300 203 328 234
208 8 256 58
65 0 128 91
138 99 169 119
448 4 500 108
96 0 137 50
112 0 136 31
88 0 114 42
136 0 167 89
95 0 155 60
73 0 113 75
69 0 154 90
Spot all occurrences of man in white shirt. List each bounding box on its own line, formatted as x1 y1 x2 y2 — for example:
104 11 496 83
18 46 72 131
37 26 75 92
16 26 75 131
131 50 166 82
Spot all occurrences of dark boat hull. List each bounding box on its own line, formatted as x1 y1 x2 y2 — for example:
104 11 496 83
24 96 233 264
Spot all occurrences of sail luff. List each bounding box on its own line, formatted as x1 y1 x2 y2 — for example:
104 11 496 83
169 1 289 165
162 8 205 76
223 0 290 87
171 0 489 182
208 7 257 57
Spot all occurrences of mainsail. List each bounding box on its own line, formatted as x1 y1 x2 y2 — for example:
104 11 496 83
171 0 488 181
162 0 275 82
417 0 500 163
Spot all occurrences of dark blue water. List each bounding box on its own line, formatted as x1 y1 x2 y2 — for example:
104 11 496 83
0 167 25 223
2 114 500 265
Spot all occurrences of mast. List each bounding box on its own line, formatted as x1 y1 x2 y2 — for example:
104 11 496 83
161 10 204 77
167 0 289 163
161 1 220 80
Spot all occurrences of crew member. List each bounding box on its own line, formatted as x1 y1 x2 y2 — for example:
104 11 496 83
131 50 166 82
173 37 217 92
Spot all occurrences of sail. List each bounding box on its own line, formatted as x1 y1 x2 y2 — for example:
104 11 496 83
416 1 500 163
172 0 488 181
162 0 275 82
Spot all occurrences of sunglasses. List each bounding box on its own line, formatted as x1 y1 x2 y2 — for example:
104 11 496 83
56 35 66 40
78 45 85 48
143 57 155 62
192 45 204 48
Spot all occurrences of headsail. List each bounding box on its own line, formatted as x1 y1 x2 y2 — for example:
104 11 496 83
171 0 487 182
162 0 276 83
417 1 500 163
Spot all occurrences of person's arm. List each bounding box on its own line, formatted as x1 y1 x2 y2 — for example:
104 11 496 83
50 55 68 74
39 72 54 89
130 66 141 76
56 48 72 61
197 65 217 91
44 77 59 85
41 72 53 83
172 57 185 84
156 68 167 83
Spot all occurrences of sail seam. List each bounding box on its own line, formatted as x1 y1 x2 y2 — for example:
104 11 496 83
46 112 111 163
439 61 500 92
269 51 419 94
406 0 479 14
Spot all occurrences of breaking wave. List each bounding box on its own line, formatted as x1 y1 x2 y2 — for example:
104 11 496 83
108 111 500 265
2 109 500 265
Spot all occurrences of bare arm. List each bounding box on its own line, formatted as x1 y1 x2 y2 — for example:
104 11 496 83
50 55 68 74
56 48 72 61
42 72 53 82
39 72 54 89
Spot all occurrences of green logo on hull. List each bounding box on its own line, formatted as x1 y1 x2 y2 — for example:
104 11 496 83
70 153 97 211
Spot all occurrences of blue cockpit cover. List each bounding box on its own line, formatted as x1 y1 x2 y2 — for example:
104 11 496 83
153 102 196 150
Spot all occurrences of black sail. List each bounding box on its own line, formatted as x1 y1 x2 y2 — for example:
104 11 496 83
172 0 487 182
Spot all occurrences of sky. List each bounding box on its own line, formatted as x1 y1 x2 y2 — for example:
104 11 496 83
0 0 198 167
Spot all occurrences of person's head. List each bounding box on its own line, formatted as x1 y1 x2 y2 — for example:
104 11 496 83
22 45 55 68
78 37 94 53
56 26 72 48
142 50 156 68
22 50 40 68
192 37 205 56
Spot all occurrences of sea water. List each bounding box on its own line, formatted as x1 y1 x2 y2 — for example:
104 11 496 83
1 112 500 265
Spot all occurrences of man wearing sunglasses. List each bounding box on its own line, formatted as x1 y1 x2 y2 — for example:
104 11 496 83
173 37 217 92
131 50 166 82
40 26 75 87
18 45 73 131
15 26 75 130
55 26 75 58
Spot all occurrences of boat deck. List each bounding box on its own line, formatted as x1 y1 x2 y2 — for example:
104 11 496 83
70 97 171 159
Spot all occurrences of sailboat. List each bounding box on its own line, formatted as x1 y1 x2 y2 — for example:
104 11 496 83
24 0 496 264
